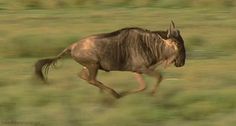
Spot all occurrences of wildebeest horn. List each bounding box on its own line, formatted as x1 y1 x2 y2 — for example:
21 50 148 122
171 20 175 28
167 22 172 38
167 20 177 38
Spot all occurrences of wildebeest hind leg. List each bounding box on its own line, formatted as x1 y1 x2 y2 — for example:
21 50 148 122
78 67 89 81
78 66 103 93
86 64 121 99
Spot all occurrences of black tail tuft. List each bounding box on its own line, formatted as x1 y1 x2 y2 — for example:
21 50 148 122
34 48 69 82
35 57 58 82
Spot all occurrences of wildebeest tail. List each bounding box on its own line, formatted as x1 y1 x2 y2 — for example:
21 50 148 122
35 48 70 82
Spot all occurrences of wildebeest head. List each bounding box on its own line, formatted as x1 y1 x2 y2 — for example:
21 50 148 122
166 21 186 67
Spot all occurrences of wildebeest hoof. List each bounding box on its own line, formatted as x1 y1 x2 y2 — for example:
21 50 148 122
150 91 157 96
113 93 122 99
119 91 129 97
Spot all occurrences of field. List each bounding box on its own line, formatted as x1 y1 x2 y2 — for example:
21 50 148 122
0 1 236 126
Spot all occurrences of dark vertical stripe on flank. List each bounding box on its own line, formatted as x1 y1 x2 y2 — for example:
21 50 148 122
94 27 185 70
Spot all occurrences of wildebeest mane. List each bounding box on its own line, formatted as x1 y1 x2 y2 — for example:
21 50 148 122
96 27 152 38
95 27 164 71
152 30 168 39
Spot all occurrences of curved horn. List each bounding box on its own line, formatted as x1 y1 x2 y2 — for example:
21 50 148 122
171 20 176 28
167 22 172 38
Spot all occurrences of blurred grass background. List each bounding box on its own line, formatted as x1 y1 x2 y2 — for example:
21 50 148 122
0 0 236 126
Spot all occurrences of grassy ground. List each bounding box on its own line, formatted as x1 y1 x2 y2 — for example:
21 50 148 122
0 6 236 126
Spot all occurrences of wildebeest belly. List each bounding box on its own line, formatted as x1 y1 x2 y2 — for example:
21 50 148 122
98 52 154 73
98 55 130 72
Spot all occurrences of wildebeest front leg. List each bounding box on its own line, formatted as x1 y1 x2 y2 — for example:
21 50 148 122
145 70 163 95
86 64 121 99
120 73 147 96
133 73 147 92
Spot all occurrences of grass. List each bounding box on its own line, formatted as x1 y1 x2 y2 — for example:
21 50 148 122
1 7 236 58
0 0 236 9
0 56 235 126
0 5 236 126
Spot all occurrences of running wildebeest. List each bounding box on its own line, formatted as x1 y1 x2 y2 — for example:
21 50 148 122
35 21 186 98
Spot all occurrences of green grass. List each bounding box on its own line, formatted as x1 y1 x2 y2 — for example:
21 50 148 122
0 0 236 9
0 5 236 126
0 56 235 126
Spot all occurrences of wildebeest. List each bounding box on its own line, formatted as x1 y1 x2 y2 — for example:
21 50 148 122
35 21 186 98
